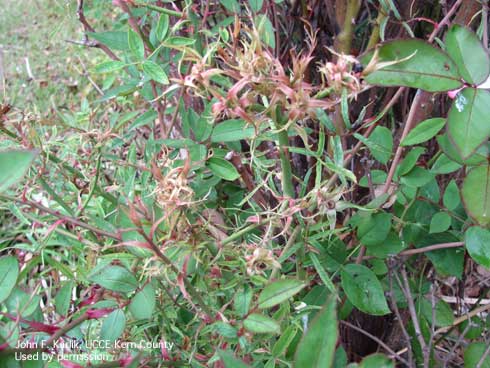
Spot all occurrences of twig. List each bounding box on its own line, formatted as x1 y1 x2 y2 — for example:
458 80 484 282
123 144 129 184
435 303 490 335
476 343 490 368
399 242 464 256
388 267 414 367
0 46 4 93
46 314 89 346
428 0 463 42
381 91 423 195
164 88 184 139
76 148 102 216
76 56 104 95
326 87 405 190
340 320 410 366
24 57 34 81
76 0 121 61
400 266 430 368
483 0 489 51
442 322 471 367
0 194 120 240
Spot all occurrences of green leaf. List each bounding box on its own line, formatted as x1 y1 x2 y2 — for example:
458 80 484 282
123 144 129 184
89 265 138 293
212 322 238 339
272 325 297 357
243 313 280 334
415 233 464 278
419 298 454 327
365 231 406 258
129 283 156 320
359 354 394 368
462 165 490 225
315 108 336 133
464 343 490 368
142 61 169 84
359 170 387 187
234 285 252 317
445 25 490 85
309 254 337 295
401 118 445 146
430 154 461 174
256 14 275 49
5 288 40 317
355 126 392 164
220 0 240 12
218 350 251 368
443 180 460 211
87 31 129 50
206 157 240 181
294 296 338 368
0 150 37 193
465 226 490 268
400 167 434 188
164 36 195 47
429 212 451 234
341 88 351 129
128 29 144 60
55 281 74 316
341 264 390 315
101 309 126 341
156 14 169 41
0 321 19 348
258 279 306 309
248 0 263 12
357 213 392 247
362 39 462 92
398 147 425 176
0 256 19 303
437 132 489 166
211 120 256 142
93 61 126 74
447 88 490 159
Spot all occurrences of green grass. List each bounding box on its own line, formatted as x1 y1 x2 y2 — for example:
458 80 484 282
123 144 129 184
0 0 102 114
